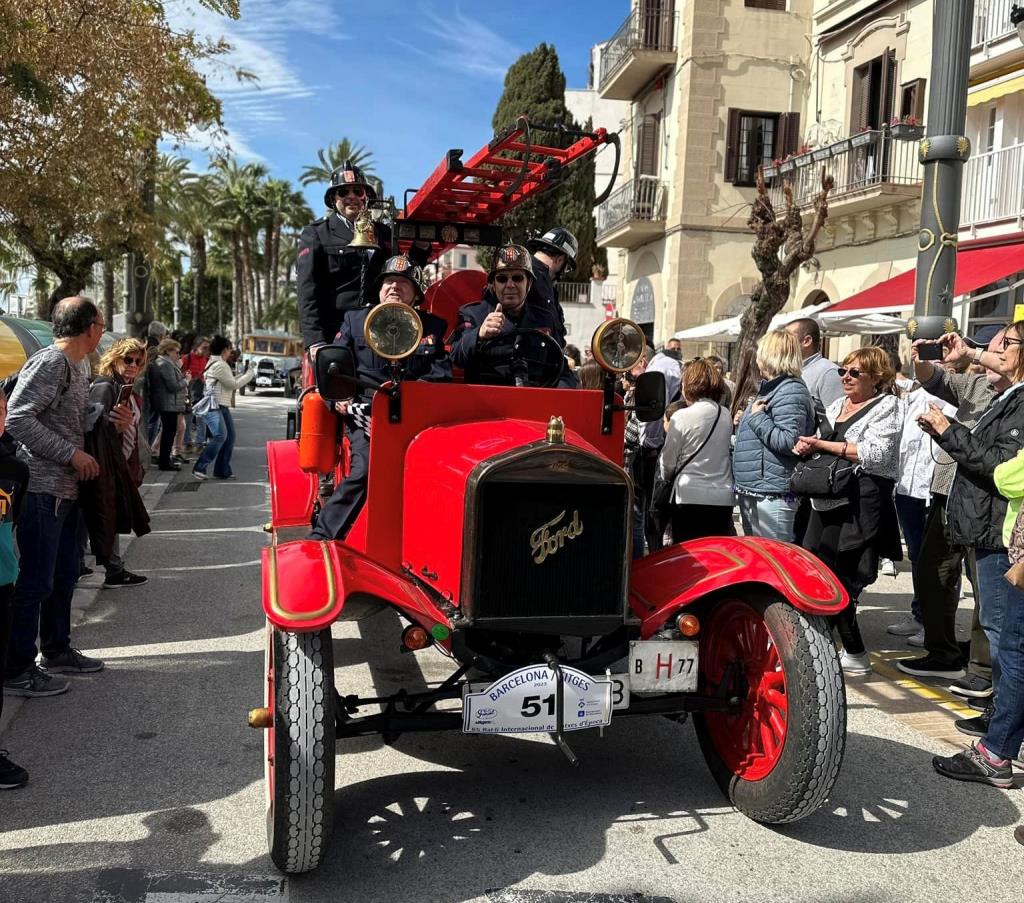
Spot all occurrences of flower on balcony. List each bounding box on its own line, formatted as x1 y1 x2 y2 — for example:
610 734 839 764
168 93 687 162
891 115 919 126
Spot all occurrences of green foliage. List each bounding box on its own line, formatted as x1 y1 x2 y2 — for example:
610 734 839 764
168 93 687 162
299 139 377 202
480 44 603 277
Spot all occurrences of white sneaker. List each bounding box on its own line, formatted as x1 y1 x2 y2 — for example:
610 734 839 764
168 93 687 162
886 616 922 637
840 650 872 675
907 629 925 648
879 558 897 578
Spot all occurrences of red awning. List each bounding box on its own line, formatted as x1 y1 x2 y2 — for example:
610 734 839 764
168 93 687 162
828 242 1024 314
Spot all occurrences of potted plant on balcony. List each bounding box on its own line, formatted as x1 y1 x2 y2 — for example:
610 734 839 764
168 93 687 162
793 143 813 168
890 115 924 141
851 127 877 148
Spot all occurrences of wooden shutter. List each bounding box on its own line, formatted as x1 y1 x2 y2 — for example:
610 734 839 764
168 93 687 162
901 77 926 121
851 63 872 131
778 112 801 157
725 108 741 183
636 114 660 176
881 48 897 128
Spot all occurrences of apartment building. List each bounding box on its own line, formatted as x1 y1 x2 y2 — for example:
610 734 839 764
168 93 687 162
784 0 1024 338
593 0 812 347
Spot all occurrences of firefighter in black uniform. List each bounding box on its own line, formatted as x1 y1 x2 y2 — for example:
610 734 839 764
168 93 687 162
296 161 428 352
525 227 579 346
310 255 451 542
452 244 577 389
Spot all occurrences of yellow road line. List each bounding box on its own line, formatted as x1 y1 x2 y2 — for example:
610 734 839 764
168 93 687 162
870 651 978 718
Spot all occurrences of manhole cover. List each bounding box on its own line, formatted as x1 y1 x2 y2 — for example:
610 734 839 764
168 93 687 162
166 482 201 493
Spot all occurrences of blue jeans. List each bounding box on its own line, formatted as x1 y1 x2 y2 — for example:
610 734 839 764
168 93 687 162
193 407 235 477
738 493 797 542
895 494 928 621
974 549 1010 690
6 494 79 677
983 576 1024 761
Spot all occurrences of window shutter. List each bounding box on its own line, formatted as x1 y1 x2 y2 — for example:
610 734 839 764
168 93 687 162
881 48 897 127
745 0 787 8
852 64 872 131
725 108 741 183
779 112 801 157
636 114 660 176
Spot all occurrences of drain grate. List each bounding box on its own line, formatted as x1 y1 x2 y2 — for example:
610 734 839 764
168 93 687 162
166 481 201 493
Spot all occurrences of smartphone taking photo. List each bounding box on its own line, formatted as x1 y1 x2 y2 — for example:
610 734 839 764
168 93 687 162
115 384 134 407
918 342 944 362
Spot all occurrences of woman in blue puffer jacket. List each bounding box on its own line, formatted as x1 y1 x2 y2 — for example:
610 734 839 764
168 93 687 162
733 329 816 541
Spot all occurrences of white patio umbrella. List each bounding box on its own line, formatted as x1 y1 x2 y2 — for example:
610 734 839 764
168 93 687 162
673 301 834 344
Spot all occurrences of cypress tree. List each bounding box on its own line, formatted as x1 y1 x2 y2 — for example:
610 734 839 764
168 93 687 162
483 44 606 278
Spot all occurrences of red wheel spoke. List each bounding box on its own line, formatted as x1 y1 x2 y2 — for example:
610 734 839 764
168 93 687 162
761 670 785 692
764 688 787 710
759 721 777 760
768 707 787 740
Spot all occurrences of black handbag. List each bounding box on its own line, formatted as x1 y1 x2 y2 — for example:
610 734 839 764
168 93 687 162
652 405 723 520
790 451 856 499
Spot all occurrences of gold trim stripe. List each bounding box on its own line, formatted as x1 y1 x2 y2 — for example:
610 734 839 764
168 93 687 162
266 542 339 622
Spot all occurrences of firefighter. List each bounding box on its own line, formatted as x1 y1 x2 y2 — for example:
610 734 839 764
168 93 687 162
296 161 428 353
452 244 577 388
526 226 578 345
310 255 451 542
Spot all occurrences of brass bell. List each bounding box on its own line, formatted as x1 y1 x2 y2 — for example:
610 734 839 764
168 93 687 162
348 209 379 251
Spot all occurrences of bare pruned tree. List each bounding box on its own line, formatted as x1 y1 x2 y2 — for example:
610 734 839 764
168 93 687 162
730 166 835 415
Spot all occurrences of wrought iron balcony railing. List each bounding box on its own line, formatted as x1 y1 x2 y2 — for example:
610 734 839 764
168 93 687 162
598 4 678 93
596 177 666 238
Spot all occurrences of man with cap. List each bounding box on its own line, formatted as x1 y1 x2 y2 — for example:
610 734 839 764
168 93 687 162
452 244 577 388
296 162 429 354
310 255 451 542
526 227 578 345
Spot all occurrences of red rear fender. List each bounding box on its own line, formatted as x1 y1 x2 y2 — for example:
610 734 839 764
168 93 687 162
267 440 318 528
262 539 453 641
629 536 848 639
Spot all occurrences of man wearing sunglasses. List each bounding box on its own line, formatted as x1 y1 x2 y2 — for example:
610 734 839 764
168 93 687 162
296 161 428 353
452 244 577 388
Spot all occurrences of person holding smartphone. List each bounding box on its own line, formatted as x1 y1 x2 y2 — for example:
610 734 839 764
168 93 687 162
81 338 151 588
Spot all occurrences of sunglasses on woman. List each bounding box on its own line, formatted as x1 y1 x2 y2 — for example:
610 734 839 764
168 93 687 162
122 355 144 366
337 186 366 198
1002 335 1023 350
494 273 526 285
836 367 865 379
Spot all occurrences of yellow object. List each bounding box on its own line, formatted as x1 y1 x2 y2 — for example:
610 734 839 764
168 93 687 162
546 415 565 444
0 321 29 381
968 74 1024 107
1013 303 1024 323
247 707 272 728
994 449 1024 546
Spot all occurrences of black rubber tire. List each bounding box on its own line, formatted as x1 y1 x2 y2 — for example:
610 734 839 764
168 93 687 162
693 593 846 824
268 627 335 873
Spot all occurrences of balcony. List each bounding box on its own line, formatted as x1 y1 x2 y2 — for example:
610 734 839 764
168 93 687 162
598 4 678 100
971 0 1024 75
766 129 922 216
596 177 666 249
962 142 1024 232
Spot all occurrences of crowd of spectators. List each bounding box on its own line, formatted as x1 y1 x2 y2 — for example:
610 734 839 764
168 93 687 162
0 298 251 789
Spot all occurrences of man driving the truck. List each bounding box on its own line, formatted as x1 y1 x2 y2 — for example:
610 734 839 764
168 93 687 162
451 244 577 388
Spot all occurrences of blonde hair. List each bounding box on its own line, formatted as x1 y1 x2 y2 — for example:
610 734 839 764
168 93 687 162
98 337 148 377
155 338 181 356
756 329 803 379
843 345 897 395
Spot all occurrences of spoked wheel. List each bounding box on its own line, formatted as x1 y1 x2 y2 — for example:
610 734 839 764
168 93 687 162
693 593 846 824
265 623 335 873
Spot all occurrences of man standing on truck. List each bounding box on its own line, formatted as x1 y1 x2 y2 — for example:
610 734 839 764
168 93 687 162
526 227 578 346
296 162 429 354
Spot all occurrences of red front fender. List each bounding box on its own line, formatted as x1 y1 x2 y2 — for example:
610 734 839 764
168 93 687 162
629 536 848 639
267 440 317 529
262 539 453 642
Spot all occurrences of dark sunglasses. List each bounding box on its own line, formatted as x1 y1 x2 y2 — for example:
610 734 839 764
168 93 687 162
837 367 864 379
122 355 144 366
494 272 526 284
337 186 366 198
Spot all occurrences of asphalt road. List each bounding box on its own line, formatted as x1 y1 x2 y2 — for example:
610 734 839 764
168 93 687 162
1 393 1022 903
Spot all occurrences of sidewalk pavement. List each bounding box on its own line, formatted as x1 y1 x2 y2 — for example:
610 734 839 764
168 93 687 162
0 473 174 740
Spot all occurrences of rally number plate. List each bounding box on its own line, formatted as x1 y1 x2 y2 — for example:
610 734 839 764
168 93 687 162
463 664 612 734
256 377 272 386
629 640 699 693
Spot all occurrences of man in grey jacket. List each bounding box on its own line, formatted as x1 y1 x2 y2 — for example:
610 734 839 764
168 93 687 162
784 318 844 411
3 297 111 699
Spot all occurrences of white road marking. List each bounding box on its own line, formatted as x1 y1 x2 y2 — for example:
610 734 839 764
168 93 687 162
136 559 261 572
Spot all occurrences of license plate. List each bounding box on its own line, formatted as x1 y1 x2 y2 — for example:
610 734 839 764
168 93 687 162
463 664 612 734
256 377 271 386
629 640 699 693
609 673 630 710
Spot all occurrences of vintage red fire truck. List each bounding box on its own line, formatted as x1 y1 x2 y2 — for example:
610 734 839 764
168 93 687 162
251 121 849 874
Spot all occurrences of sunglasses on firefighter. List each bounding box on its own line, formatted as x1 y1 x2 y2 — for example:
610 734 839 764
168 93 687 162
836 367 865 379
494 273 526 285
336 186 366 198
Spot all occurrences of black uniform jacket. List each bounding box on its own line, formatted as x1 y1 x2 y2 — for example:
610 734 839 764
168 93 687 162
335 306 452 403
296 212 428 348
451 294 577 388
528 255 566 345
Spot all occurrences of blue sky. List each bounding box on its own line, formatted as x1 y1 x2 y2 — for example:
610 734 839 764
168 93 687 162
168 0 628 215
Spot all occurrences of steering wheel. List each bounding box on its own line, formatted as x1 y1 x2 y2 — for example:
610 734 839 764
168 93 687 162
477 328 565 388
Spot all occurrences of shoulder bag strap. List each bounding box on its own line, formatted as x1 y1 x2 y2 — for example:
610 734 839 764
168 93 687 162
666 404 723 483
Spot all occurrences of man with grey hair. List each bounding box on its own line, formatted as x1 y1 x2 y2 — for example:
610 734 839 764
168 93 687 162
784 317 844 411
3 297 106 700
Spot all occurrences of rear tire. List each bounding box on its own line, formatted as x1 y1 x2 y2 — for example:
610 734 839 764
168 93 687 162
693 593 845 824
266 625 335 873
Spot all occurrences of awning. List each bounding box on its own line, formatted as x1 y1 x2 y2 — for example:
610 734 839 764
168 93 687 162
827 242 1024 315
674 302 832 343
968 74 1024 107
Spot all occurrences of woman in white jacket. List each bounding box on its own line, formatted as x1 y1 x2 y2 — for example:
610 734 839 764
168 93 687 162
658 358 735 543
192 336 255 480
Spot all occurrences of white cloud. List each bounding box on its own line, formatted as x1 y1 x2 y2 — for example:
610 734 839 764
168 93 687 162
414 5 519 79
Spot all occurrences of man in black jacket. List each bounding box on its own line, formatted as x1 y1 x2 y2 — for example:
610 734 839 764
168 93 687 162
526 227 578 346
296 162 428 352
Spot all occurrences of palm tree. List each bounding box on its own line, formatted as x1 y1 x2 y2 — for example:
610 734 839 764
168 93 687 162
299 139 375 188
167 174 216 332
260 179 312 313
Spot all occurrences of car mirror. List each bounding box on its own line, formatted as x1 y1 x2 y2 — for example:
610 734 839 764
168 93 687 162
315 346 360 403
633 371 666 422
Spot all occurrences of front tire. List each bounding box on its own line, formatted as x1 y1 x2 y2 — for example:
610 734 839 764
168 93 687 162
693 593 845 824
266 624 335 873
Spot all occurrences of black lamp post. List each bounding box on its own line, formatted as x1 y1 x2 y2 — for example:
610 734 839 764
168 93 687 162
909 0 975 344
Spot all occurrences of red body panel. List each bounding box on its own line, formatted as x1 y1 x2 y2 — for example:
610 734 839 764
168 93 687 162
402 418 607 602
267 440 318 528
424 270 487 340
628 536 849 638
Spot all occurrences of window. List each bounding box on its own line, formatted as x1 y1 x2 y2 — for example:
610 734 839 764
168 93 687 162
745 0 786 8
900 78 926 122
635 113 661 177
724 109 799 185
851 49 897 131
986 106 998 154
457 253 468 269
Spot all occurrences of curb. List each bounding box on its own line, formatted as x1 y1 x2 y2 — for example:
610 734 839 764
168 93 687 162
0 474 174 740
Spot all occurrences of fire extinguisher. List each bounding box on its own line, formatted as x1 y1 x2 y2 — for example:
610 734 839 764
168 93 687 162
297 391 339 474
